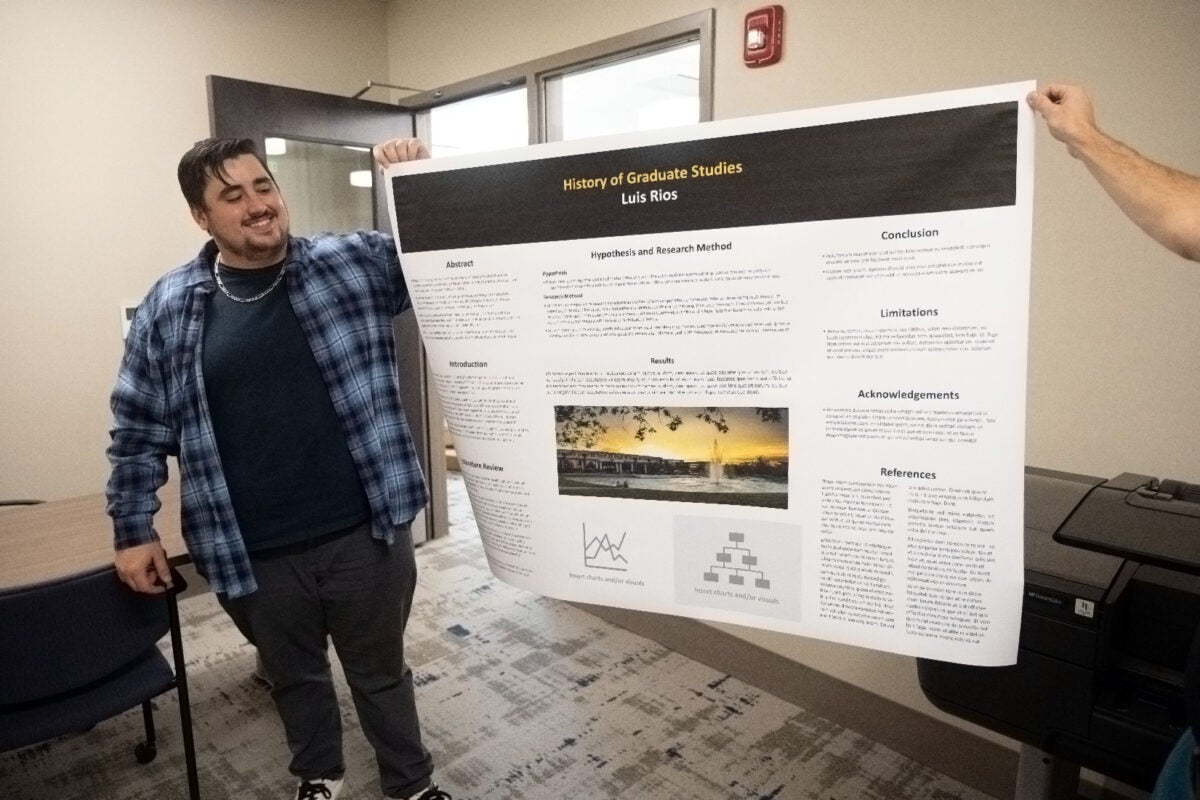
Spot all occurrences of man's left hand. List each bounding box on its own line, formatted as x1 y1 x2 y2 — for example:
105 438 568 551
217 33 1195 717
373 137 431 169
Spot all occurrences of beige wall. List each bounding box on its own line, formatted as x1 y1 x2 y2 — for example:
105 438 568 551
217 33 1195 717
386 0 1200 765
0 0 390 500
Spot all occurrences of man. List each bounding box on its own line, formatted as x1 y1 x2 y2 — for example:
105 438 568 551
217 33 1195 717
1029 84 1199 798
106 135 450 800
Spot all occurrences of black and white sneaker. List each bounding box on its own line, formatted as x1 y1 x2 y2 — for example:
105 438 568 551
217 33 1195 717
295 777 343 800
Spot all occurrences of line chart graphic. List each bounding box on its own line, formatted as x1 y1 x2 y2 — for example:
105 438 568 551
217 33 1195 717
583 522 629 571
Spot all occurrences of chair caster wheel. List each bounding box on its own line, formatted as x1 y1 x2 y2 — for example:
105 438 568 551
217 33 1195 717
135 742 157 763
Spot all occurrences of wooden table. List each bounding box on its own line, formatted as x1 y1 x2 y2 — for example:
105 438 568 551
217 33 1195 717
0 482 186 588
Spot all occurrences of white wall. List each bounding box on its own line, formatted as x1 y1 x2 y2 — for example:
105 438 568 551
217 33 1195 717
0 0 391 500
385 0 1200 758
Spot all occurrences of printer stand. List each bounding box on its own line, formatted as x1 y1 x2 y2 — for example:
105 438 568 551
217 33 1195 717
1015 744 1082 800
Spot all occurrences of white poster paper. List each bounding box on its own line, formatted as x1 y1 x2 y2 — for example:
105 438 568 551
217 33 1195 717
386 81 1034 666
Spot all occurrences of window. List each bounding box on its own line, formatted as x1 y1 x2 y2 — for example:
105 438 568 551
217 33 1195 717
545 41 701 142
411 11 713 155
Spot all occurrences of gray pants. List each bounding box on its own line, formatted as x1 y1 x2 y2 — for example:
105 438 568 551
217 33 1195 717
218 523 433 798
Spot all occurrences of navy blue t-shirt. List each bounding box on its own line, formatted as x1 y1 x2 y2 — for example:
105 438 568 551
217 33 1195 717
202 259 369 551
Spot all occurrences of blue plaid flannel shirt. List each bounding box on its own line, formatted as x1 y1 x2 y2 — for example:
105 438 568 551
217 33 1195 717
107 232 429 598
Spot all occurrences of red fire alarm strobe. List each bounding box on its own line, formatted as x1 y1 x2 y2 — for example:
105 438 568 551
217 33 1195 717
744 5 784 67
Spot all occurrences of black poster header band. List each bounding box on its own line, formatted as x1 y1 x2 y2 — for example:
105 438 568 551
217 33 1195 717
391 102 1018 253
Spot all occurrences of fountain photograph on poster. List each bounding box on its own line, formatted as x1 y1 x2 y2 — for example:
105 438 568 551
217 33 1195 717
554 405 789 508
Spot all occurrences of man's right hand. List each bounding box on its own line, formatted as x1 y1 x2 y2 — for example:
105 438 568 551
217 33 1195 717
115 541 173 594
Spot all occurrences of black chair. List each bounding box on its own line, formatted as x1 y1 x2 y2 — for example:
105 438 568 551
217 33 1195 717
0 564 200 799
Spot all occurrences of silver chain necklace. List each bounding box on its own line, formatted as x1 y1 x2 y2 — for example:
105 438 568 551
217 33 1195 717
213 252 286 303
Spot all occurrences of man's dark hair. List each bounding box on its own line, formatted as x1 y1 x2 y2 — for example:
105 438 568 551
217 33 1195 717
177 138 276 209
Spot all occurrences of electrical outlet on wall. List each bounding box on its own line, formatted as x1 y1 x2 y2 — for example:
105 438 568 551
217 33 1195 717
120 302 139 340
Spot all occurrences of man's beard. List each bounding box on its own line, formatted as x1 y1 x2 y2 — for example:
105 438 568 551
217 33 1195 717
220 220 288 264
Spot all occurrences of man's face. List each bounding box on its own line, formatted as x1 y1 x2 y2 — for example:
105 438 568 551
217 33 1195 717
190 154 290 268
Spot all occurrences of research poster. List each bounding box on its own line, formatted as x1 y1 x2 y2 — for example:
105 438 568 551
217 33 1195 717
386 81 1034 666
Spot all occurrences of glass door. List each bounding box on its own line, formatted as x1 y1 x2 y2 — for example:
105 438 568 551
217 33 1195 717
264 139 375 237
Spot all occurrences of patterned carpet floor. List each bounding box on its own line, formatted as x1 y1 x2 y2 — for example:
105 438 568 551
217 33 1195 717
0 473 994 799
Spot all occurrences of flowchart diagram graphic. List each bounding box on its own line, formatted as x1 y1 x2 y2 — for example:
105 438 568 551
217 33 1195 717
674 515 798 622
703 531 771 589
583 522 628 571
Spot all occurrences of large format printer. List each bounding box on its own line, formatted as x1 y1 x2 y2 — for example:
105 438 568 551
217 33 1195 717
918 468 1200 796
